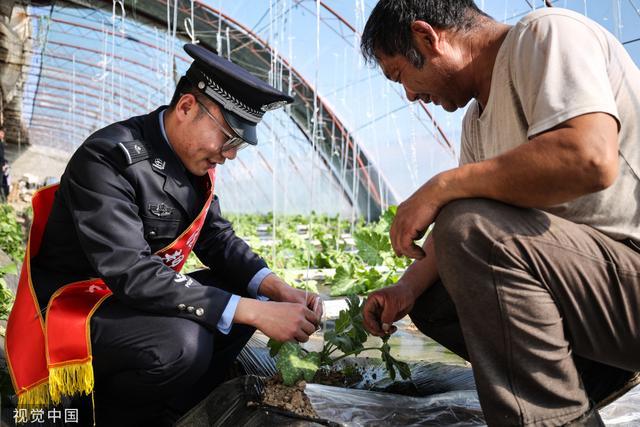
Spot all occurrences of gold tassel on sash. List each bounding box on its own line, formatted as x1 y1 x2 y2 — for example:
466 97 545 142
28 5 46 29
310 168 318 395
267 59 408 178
17 380 51 409
48 360 95 404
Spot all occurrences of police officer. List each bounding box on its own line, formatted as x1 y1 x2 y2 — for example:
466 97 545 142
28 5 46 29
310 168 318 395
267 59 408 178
28 44 322 425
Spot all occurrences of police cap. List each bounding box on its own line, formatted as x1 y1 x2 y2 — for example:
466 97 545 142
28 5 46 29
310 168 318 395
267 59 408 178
183 43 293 145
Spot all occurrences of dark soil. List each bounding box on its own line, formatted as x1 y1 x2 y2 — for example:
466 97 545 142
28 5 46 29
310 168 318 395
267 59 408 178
312 366 362 387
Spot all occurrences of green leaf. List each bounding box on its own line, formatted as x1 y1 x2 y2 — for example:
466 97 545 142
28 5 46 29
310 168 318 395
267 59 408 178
0 263 17 276
313 251 332 268
324 295 367 355
330 264 365 296
333 309 350 334
275 342 321 386
0 205 25 262
301 352 321 382
325 329 359 354
354 229 390 266
374 205 398 234
267 338 284 358
380 336 412 380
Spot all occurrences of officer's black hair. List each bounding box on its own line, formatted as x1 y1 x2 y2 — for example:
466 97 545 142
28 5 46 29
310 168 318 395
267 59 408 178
361 0 489 68
168 77 208 118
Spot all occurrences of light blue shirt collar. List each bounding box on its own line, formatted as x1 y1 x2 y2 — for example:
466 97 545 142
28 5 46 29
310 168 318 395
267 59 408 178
158 109 182 170
158 109 176 155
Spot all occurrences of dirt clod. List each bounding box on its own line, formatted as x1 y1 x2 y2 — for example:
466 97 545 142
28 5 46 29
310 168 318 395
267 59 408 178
262 377 318 419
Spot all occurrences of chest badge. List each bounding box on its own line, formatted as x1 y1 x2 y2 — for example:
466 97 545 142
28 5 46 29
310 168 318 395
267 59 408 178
149 202 174 217
153 158 166 170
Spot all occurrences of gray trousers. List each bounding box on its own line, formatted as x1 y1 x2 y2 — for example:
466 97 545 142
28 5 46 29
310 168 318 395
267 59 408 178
409 199 640 426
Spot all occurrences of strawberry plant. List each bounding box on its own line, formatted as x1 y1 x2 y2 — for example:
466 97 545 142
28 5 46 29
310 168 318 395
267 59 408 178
268 295 411 386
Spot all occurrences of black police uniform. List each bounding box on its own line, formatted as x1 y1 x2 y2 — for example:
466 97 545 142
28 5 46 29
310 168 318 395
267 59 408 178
30 44 293 426
30 107 261 425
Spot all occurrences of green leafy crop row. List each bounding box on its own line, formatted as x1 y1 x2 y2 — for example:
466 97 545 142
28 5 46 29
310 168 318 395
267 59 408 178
0 205 25 263
226 206 412 296
0 205 27 319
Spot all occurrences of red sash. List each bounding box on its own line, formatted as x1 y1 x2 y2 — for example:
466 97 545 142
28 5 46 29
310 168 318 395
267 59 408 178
6 169 216 407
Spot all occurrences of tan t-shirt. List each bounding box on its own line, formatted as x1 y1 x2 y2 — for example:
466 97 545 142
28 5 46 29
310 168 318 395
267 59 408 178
461 8 640 243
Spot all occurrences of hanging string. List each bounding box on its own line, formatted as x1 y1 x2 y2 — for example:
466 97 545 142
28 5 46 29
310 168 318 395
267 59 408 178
225 27 231 59
29 8 53 131
613 0 623 40
99 19 108 127
171 0 178 88
110 0 119 127
357 0 386 214
72 54 77 145
216 0 222 54
184 0 199 44
269 0 277 269
112 0 125 34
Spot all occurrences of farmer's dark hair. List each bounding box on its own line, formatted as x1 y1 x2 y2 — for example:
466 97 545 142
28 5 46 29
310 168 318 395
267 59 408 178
361 0 489 68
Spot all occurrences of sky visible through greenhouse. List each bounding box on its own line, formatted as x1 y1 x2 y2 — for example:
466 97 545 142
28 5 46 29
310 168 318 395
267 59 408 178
21 0 640 218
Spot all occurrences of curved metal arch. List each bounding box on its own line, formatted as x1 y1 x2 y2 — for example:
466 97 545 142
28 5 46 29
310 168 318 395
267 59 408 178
59 0 394 219
15 0 398 218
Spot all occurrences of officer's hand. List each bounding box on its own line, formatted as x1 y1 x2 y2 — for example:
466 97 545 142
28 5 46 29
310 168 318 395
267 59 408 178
363 284 416 337
281 287 323 326
258 301 320 342
258 273 323 327
235 298 318 342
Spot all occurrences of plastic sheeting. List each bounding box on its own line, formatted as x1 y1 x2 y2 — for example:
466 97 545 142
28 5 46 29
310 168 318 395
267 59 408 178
175 375 486 427
600 384 640 426
175 336 640 426
175 337 485 426
307 384 484 426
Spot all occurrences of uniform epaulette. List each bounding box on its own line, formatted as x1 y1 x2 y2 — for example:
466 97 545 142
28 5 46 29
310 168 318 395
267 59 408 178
118 140 150 165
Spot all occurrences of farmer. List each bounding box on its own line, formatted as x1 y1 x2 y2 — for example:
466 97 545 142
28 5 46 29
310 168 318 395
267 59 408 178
6 44 321 426
360 1 640 425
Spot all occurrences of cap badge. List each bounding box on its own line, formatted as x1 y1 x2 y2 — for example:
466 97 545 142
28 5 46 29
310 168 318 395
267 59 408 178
261 100 289 112
198 81 206 90
153 158 166 170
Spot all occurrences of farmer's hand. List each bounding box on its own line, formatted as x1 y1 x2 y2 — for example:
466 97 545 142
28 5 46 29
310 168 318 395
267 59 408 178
234 298 318 342
391 178 445 259
362 283 417 337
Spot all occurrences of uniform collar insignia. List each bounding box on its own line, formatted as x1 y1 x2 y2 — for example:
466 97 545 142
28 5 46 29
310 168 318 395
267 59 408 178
152 158 166 170
149 202 174 217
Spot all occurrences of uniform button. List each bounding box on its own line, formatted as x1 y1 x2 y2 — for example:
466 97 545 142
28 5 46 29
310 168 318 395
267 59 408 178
195 308 204 317
147 230 157 239
177 304 186 311
187 306 195 313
